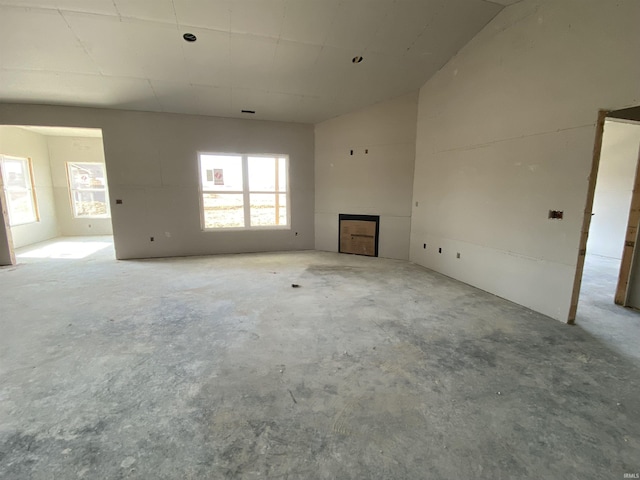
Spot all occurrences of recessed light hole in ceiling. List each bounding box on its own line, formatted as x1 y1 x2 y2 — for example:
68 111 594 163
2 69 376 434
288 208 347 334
352 56 363 64
183 33 197 42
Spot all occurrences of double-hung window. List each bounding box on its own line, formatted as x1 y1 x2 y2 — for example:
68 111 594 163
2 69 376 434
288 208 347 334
0 155 38 226
199 153 289 229
66 162 110 218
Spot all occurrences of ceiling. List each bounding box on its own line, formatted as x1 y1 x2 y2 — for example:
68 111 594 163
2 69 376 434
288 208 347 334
0 0 519 124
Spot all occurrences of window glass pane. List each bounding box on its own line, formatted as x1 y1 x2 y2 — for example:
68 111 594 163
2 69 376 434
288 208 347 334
68 163 106 189
248 156 277 192
3 158 29 188
203 193 244 228
277 193 287 225
200 155 243 192
72 190 108 217
7 190 36 225
250 193 287 226
67 162 109 218
2 156 37 226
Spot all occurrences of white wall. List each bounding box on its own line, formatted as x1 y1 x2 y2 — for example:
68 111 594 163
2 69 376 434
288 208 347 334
0 127 59 248
0 215 12 265
46 136 113 236
587 120 640 259
315 92 417 260
410 0 640 322
0 105 314 260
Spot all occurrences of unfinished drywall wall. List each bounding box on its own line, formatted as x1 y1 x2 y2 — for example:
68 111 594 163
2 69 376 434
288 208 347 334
0 187 13 265
315 92 417 260
587 120 640 259
46 136 113 236
0 127 59 248
411 0 640 321
0 104 314 259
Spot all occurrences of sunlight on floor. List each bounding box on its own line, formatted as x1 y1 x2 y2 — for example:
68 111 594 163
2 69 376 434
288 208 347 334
17 240 112 259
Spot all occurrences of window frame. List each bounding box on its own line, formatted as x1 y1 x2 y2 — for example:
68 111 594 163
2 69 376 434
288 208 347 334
0 154 39 227
66 161 111 219
198 152 290 231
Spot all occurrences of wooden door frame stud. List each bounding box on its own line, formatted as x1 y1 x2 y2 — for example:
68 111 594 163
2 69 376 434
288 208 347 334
568 110 608 324
614 141 640 305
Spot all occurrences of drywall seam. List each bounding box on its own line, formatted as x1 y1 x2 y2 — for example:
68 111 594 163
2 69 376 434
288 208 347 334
435 123 595 154
413 232 577 268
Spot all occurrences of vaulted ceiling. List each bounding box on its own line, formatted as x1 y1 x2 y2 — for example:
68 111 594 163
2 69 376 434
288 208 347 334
0 0 519 124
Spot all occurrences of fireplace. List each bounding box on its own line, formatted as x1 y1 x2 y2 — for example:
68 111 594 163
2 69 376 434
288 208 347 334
338 214 380 257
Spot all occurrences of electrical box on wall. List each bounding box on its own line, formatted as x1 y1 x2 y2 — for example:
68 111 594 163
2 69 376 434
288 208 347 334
548 210 563 219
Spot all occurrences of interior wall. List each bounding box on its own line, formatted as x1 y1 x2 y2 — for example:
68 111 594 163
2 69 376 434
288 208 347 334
46 136 113 236
410 0 640 321
0 198 13 265
0 104 314 260
587 120 640 259
315 92 417 260
0 126 59 248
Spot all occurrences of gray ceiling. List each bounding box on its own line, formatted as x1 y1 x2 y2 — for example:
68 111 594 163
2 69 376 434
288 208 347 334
0 0 513 124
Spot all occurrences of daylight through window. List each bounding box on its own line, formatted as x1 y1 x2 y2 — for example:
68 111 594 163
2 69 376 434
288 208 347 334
199 153 289 229
67 162 110 218
0 155 38 226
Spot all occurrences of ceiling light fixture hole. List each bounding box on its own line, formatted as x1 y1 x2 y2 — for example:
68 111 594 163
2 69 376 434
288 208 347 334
183 33 197 42
352 56 363 64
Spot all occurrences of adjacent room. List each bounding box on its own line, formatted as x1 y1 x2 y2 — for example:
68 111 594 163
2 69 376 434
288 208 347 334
1 0 639 478
0 125 113 262
574 114 640 363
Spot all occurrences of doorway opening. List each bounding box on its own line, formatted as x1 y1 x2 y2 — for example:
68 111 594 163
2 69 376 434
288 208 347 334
570 106 640 324
0 125 114 265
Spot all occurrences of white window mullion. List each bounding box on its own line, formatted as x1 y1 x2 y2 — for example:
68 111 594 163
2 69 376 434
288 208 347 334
242 155 250 227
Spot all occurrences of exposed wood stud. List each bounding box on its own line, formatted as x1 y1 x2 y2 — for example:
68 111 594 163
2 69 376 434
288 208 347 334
568 109 608 324
614 144 640 305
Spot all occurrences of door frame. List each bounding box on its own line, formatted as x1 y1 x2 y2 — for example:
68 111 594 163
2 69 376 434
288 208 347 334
568 107 640 323
567 110 608 324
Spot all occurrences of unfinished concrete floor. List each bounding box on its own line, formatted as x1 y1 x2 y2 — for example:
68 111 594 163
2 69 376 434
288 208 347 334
576 253 640 363
1 238 639 479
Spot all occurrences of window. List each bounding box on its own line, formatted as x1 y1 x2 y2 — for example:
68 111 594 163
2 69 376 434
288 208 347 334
67 162 110 218
0 155 38 226
199 153 289 229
